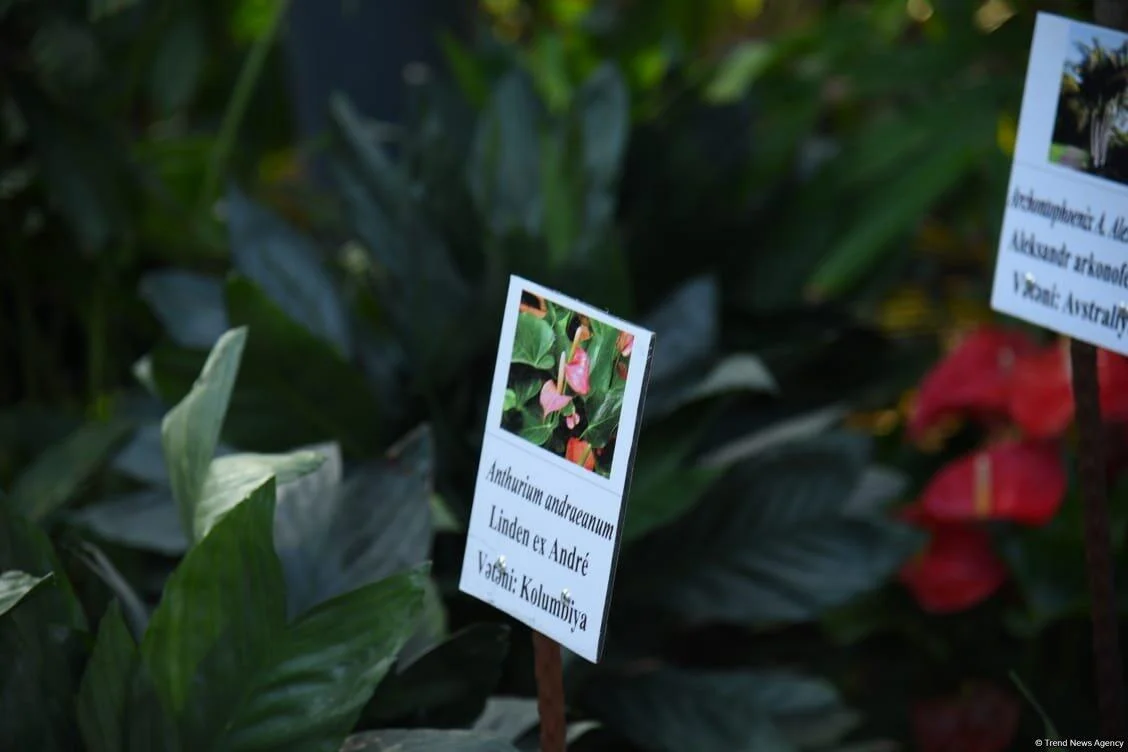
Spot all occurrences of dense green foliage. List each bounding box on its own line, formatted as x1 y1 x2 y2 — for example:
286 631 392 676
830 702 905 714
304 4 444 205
1 0 1120 749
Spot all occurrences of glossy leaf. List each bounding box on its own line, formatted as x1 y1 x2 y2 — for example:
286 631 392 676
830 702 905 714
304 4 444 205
0 506 85 751
616 434 919 624
67 490 188 556
194 450 325 542
275 427 434 619
641 275 718 390
138 271 229 351
625 434 722 543
140 478 285 715
226 186 353 357
147 13 205 114
0 570 51 618
160 327 247 537
77 602 138 752
180 566 428 751
583 667 856 752
9 418 132 521
340 729 521 751
511 313 556 369
581 384 624 449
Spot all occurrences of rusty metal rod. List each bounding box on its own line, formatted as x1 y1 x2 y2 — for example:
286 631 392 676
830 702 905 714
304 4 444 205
1070 339 1126 739
532 630 566 752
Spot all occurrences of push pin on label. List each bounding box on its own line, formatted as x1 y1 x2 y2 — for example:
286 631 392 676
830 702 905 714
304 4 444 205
496 555 507 572
1024 272 1036 291
561 588 572 605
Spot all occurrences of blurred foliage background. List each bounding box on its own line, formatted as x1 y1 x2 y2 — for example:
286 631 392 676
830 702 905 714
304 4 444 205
2 0 1123 750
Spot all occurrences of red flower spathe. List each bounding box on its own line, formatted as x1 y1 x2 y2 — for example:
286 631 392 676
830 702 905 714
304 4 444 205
911 681 1020 752
898 516 1008 614
918 440 1066 526
566 437 595 470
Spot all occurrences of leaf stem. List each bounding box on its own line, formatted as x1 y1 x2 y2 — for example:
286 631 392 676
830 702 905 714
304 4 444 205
198 0 291 211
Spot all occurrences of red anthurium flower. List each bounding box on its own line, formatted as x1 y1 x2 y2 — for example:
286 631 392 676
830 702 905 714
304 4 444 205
911 681 1020 752
617 331 634 357
908 327 1038 442
615 361 629 381
1009 340 1128 437
566 437 595 470
565 412 581 430
1007 342 1073 438
899 511 1008 613
565 346 591 395
918 440 1066 526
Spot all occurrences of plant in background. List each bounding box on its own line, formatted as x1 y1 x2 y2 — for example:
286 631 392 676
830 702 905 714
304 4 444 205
503 294 633 477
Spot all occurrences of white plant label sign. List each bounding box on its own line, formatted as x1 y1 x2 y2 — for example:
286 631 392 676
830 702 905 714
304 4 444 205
458 275 654 662
991 12 1128 351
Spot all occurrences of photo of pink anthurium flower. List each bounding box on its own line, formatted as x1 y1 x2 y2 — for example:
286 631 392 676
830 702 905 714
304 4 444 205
501 291 633 479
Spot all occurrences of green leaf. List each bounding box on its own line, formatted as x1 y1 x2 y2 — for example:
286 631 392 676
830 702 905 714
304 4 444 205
583 667 856 752
624 435 723 543
194 450 325 541
583 319 619 402
511 313 557 370
275 427 434 619
503 389 518 412
138 270 230 351
225 276 384 456
226 187 353 357
9 418 132 521
140 478 285 715
581 384 624 449
340 729 522 751
363 624 511 728
77 602 138 752
0 506 85 750
0 570 51 618
578 64 629 192
148 13 205 114
616 434 920 624
161 327 247 538
181 566 429 751
67 490 188 557
518 408 556 447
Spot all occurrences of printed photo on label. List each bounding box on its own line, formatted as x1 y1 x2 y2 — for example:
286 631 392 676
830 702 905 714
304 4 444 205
1049 23 1128 186
502 291 635 481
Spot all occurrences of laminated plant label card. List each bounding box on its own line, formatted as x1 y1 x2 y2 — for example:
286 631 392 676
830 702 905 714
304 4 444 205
458 275 654 662
991 12 1128 354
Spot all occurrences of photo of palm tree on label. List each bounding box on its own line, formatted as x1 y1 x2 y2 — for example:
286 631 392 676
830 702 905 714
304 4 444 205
501 291 633 479
1050 23 1128 185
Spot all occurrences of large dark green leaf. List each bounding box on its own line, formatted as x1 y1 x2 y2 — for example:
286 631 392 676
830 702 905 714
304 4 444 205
624 432 723 543
77 602 138 752
641 276 719 420
275 426 434 619
582 667 857 752
0 506 85 751
67 489 188 556
363 624 511 728
616 434 920 624
140 478 285 715
8 418 132 521
138 270 230 351
193 450 325 542
180 566 428 752
340 729 521 751
160 327 247 536
225 277 384 456
511 313 556 370
226 186 352 357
